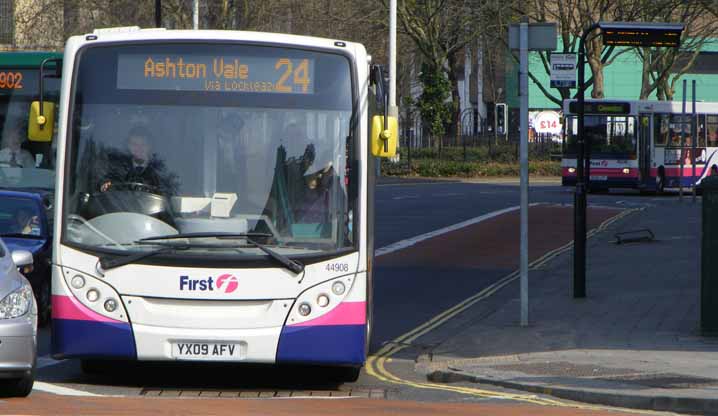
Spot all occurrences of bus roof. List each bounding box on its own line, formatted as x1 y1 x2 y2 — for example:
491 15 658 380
0 51 62 68
69 28 364 57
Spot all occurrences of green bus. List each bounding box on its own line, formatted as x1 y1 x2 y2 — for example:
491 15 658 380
0 51 62 173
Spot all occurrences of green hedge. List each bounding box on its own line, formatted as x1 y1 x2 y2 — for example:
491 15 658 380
401 144 560 163
382 159 561 177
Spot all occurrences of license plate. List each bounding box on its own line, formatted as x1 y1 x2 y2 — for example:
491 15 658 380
172 341 246 361
589 175 607 181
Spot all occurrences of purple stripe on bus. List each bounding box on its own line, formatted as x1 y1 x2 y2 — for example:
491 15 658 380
51 319 137 360
276 324 365 365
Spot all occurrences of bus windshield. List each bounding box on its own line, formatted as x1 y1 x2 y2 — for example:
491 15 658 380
64 43 356 259
565 116 637 158
0 68 59 190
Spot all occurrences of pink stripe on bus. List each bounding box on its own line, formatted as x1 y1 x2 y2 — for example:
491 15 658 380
662 167 708 177
291 301 366 327
52 295 123 323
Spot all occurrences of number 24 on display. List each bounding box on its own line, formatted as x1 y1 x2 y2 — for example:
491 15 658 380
275 59 310 93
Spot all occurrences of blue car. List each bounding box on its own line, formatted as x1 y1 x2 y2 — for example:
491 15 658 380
0 190 52 325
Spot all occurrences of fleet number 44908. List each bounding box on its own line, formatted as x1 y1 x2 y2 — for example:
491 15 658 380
326 263 349 272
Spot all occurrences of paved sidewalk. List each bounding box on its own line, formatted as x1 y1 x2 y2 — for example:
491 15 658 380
419 200 718 415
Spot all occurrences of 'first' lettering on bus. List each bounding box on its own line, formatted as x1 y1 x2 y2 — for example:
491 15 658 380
179 275 214 291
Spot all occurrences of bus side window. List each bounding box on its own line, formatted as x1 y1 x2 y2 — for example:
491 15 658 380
708 115 718 147
654 114 668 146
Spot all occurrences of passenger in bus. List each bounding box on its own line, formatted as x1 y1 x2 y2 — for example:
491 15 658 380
294 161 335 225
709 128 718 147
0 124 35 168
99 126 175 195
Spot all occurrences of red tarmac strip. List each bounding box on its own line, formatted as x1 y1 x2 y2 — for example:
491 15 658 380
378 204 622 270
3 393 641 415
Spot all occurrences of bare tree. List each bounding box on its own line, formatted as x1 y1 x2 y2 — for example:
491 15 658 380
523 0 643 105
635 0 718 100
381 0 495 143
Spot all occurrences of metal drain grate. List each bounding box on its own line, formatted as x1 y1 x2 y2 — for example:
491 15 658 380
140 388 386 398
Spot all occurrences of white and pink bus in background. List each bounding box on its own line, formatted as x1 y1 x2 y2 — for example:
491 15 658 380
562 99 718 193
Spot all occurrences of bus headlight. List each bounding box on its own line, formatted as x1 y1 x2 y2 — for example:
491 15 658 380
287 275 357 325
86 289 100 302
568 167 576 173
71 275 86 289
0 285 33 319
104 298 118 312
317 294 330 307
298 303 312 316
61 268 128 322
332 281 345 296
622 168 630 174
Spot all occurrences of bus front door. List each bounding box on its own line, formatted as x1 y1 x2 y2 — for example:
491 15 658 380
639 115 652 189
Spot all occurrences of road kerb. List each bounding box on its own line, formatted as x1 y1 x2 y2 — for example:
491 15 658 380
426 370 718 415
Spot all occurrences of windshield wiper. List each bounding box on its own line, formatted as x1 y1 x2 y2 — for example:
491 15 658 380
99 245 190 271
137 232 304 274
244 237 304 274
139 232 272 241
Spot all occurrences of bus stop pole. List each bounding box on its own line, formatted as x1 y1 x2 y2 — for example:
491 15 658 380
519 18 529 326
692 80 697 203
680 79 686 202
193 0 199 30
155 0 161 27
573 23 598 299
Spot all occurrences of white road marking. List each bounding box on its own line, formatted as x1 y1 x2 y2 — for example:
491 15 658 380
376 205 537 257
33 382 102 397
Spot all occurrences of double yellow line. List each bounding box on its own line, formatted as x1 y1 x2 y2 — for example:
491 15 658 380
367 208 657 411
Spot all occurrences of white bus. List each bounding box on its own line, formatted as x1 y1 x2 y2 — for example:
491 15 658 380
29 27 397 380
562 99 718 193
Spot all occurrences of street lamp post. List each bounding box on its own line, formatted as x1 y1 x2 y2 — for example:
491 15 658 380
573 22 684 298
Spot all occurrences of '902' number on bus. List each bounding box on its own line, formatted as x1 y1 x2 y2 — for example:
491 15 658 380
0 72 23 89
326 263 349 273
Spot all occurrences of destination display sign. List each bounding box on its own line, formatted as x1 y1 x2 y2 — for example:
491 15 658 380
569 101 631 115
117 55 315 94
602 27 681 48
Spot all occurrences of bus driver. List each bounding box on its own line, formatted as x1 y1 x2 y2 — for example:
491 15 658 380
99 126 172 194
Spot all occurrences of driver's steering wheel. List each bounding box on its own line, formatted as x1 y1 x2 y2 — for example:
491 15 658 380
102 181 160 194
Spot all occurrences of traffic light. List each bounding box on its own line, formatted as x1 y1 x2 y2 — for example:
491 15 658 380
495 103 507 135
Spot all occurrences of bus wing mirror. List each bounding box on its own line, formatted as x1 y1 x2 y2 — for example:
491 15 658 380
371 115 397 157
28 101 55 142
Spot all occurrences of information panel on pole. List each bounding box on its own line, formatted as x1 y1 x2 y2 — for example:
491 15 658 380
600 22 683 48
550 53 576 89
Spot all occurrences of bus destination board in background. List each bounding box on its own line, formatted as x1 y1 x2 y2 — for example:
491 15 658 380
117 55 315 94
569 101 631 115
